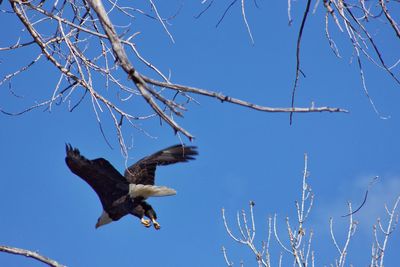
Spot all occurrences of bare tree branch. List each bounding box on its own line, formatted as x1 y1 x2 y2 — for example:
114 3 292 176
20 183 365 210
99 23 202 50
379 0 400 39
371 195 400 267
290 0 312 125
141 76 348 113
1 0 348 155
223 154 315 267
222 201 269 267
0 245 65 267
322 0 400 118
330 203 357 267
342 176 379 217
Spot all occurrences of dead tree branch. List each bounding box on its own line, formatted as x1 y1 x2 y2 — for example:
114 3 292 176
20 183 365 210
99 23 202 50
371 195 400 267
199 0 400 123
289 0 312 125
222 201 269 267
379 0 400 39
223 154 315 267
330 203 357 267
322 0 400 118
1 0 347 156
222 155 399 266
0 245 65 267
273 153 314 267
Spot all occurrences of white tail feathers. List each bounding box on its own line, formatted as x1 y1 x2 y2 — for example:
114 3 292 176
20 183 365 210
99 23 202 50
129 184 177 198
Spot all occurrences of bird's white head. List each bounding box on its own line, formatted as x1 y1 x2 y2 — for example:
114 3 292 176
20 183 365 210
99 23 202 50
95 210 113 229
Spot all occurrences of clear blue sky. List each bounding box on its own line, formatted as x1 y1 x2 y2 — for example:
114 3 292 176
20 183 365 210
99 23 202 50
1 1 400 266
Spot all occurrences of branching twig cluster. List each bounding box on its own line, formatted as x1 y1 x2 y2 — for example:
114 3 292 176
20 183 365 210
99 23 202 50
329 194 400 267
329 203 357 267
0 0 346 156
222 154 315 266
288 0 400 121
317 0 400 118
370 196 400 267
222 155 400 266
222 201 271 267
199 0 400 123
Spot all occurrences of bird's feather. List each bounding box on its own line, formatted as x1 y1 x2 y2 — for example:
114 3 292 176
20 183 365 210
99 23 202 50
124 144 198 185
129 184 177 198
65 144 128 210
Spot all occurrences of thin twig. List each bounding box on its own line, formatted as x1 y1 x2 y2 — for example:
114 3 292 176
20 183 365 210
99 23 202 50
289 0 312 125
342 176 379 217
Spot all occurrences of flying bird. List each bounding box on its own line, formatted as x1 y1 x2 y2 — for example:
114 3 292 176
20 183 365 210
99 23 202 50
65 144 198 230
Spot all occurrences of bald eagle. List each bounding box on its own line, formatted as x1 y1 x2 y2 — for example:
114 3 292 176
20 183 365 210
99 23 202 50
65 144 198 230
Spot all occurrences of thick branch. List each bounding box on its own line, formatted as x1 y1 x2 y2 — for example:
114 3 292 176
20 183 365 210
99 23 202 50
4 0 351 149
86 0 194 139
0 245 65 267
142 76 348 113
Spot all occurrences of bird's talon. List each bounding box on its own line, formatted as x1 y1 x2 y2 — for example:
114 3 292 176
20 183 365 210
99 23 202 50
141 218 151 228
153 221 161 230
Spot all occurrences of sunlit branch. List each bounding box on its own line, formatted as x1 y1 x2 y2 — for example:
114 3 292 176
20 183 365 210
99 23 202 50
330 203 356 267
371 195 400 267
223 155 315 266
0 245 65 267
0 0 350 155
222 202 269 267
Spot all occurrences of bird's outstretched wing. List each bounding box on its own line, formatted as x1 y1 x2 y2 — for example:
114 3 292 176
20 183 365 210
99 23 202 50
65 144 128 209
124 144 198 185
